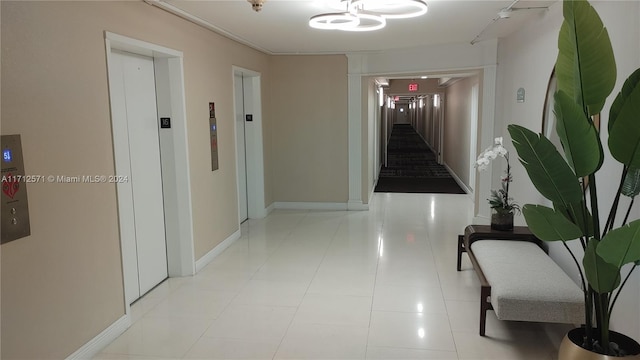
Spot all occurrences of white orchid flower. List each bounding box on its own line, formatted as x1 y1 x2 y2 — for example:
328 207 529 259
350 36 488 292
475 136 517 216
475 137 510 172
475 157 490 170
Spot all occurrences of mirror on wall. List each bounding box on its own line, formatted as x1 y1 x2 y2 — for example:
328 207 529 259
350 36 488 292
542 68 600 191
541 68 561 148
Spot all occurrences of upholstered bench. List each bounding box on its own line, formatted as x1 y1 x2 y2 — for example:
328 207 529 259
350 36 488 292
457 225 584 336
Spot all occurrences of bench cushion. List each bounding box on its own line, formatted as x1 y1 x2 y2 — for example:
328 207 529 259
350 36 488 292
471 240 584 324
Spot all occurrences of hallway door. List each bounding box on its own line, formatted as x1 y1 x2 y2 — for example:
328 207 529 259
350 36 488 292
111 51 168 304
397 105 409 123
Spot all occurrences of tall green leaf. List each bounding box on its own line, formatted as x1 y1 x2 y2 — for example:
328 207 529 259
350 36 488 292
608 71 640 168
555 0 616 116
553 90 603 176
622 166 640 198
597 219 640 269
555 201 594 237
523 204 583 241
584 239 621 294
609 68 640 132
508 125 583 206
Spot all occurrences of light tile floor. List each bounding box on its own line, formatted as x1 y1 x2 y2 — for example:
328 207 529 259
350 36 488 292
96 193 569 359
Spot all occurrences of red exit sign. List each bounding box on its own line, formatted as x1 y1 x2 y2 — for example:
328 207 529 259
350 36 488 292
409 83 419 92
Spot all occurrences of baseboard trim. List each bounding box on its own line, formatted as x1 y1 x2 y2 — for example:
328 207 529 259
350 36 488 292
195 228 241 273
274 202 348 211
66 315 130 360
367 186 376 207
348 200 369 211
265 202 275 215
443 163 472 194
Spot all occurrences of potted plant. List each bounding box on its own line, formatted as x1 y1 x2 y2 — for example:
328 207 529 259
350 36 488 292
475 137 520 230
507 0 640 358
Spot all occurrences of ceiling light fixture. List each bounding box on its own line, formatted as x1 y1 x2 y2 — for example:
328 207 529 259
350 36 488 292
309 12 360 30
353 0 428 19
247 0 265 12
309 0 427 32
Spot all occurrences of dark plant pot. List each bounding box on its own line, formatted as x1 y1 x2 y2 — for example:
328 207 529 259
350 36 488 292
490 211 513 231
559 328 640 359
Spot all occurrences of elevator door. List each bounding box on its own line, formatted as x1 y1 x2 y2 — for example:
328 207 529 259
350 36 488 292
234 74 248 222
111 51 168 304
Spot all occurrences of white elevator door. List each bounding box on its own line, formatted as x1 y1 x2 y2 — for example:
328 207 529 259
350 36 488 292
234 74 248 222
112 51 168 303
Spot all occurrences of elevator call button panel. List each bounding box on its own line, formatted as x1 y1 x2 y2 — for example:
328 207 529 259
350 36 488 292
1 135 31 244
209 102 219 171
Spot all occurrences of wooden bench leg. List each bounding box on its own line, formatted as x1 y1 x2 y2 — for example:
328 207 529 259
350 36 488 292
457 234 465 271
480 285 491 336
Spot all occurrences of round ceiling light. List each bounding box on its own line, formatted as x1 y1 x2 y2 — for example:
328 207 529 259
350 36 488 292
353 0 428 19
309 0 426 31
309 12 360 30
340 13 386 31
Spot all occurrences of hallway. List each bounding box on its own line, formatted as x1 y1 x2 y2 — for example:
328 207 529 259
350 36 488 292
375 124 465 194
96 193 565 359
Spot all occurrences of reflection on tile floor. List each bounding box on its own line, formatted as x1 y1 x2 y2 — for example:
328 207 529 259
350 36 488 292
96 193 567 359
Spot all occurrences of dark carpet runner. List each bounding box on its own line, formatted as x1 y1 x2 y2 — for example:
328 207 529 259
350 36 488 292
374 124 466 194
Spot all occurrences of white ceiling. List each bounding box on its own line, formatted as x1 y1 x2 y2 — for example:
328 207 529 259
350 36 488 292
149 0 558 55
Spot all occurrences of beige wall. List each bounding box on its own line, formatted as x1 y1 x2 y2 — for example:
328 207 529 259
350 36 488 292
444 75 479 189
1 1 270 358
268 55 349 203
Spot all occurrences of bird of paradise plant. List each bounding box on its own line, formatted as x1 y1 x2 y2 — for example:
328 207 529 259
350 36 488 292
507 0 640 356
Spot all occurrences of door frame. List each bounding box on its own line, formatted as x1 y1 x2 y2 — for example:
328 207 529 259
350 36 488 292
436 93 445 164
105 32 195 312
232 66 266 220
469 84 479 191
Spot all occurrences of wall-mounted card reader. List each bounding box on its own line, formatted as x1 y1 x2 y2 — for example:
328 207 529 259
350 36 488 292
1 135 31 244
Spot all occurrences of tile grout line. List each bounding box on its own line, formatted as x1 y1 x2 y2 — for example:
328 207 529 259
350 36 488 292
422 198 464 359
245 210 312 360
182 210 309 359
269 210 348 359
364 193 388 359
